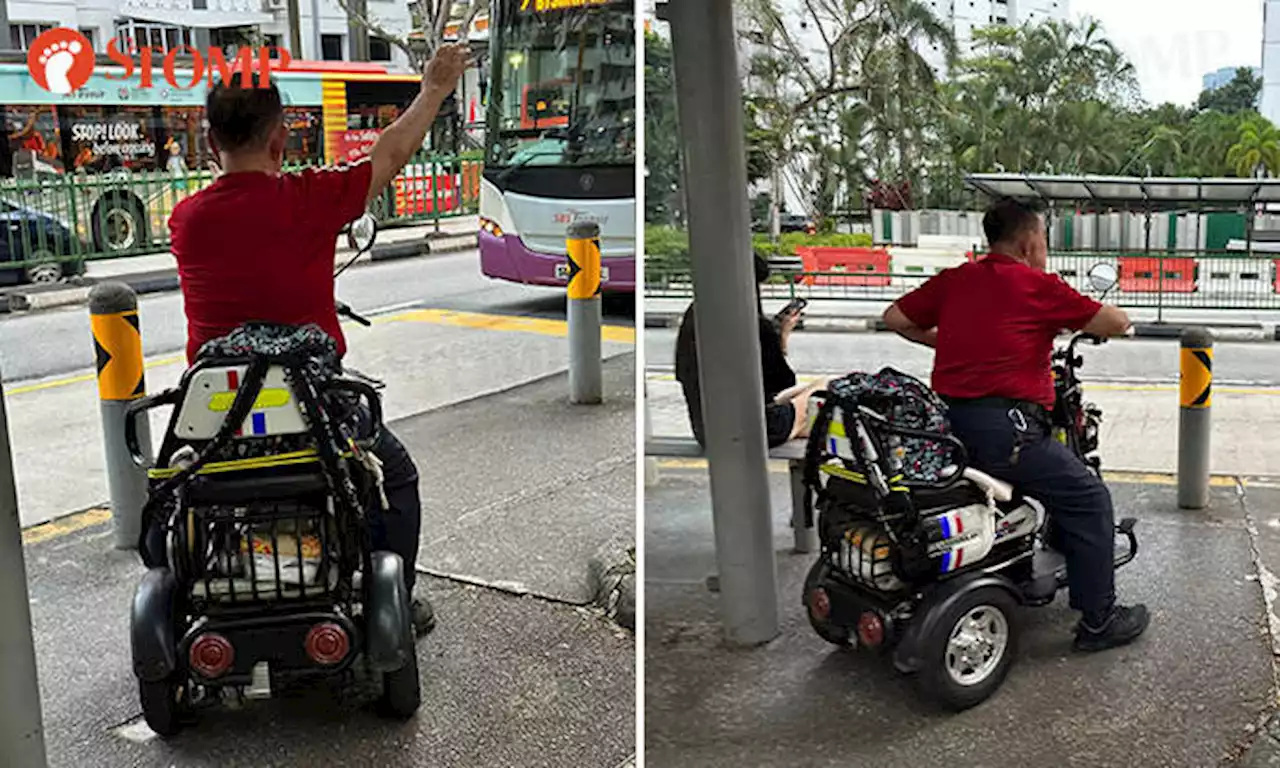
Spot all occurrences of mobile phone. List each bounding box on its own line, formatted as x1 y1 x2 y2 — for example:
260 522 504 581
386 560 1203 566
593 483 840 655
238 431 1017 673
777 298 808 318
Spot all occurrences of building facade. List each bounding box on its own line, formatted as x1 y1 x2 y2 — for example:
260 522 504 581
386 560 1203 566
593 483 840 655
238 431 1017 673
5 0 414 69
920 0 1070 72
1264 0 1280 125
1204 65 1261 93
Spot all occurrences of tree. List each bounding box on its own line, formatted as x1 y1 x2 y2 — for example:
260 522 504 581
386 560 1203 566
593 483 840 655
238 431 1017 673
334 0 485 68
644 31 684 226
1227 118 1280 178
1197 68 1262 115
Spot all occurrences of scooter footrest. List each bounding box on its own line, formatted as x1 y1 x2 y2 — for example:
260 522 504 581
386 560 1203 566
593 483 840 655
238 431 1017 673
1117 517 1137 535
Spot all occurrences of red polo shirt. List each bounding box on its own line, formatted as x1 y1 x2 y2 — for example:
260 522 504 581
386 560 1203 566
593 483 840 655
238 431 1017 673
895 253 1102 408
170 161 373 363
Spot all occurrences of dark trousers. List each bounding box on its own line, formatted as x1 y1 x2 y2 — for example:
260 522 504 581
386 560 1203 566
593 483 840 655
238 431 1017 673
946 404 1115 617
351 406 423 595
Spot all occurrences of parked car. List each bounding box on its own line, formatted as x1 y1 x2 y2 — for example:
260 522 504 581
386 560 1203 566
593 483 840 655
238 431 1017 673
0 199 86 285
752 213 817 234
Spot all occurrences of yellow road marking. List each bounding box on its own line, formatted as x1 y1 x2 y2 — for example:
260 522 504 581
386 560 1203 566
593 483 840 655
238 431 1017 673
385 308 635 343
7 354 186 396
22 507 111 545
7 310 635 398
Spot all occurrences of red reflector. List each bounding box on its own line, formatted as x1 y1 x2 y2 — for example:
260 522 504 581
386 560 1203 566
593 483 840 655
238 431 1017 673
856 612 885 647
305 622 350 666
189 633 234 678
808 587 831 622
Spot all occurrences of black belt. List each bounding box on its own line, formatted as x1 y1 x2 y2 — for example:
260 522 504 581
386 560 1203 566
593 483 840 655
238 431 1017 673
941 395 1049 422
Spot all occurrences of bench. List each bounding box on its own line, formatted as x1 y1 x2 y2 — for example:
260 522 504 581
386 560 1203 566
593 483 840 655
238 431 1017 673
644 436 819 553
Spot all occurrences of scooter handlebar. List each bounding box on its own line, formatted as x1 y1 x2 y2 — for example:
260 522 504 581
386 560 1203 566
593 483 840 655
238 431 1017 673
336 300 372 327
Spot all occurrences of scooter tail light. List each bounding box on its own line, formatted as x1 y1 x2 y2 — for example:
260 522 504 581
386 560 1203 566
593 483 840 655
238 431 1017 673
856 612 885 647
808 587 832 622
305 622 350 666
189 633 235 678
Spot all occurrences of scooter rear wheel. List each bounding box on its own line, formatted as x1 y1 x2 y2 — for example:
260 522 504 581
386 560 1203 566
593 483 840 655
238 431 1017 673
139 675 186 737
917 586 1017 711
803 560 851 647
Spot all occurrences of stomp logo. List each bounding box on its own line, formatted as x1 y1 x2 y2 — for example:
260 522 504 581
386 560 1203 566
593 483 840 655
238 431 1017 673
26 27 291 95
27 28 94 95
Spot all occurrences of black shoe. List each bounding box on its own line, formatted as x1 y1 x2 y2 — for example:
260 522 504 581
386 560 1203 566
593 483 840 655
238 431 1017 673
411 597 436 638
1073 604 1149 652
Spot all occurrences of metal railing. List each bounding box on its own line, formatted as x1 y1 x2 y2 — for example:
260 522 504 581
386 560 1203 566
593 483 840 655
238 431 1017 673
0 154 481 277
646 251 1280 312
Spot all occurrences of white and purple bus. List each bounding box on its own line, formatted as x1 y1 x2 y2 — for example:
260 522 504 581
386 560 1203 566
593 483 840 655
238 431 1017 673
478 0 635 293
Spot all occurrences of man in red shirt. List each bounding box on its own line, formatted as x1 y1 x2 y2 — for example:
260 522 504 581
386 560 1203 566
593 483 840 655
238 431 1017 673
169 44 469 635
883 198 1148 653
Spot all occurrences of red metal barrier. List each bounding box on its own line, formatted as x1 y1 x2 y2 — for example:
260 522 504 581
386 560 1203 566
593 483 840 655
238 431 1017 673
1117 256 1197 293
797 247 892 286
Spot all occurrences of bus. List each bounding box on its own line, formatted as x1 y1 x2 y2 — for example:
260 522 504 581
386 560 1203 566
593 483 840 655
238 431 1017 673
0 58 463 282
478 0 636 293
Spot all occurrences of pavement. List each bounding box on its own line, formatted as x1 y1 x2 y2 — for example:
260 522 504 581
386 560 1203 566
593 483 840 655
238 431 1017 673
17 356 637 768
643 326 1280 766
2 244 636 765
644 295 1280 341
644 470 1280 767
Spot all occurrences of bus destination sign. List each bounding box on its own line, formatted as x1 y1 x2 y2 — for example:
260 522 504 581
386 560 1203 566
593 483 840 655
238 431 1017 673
519 0 627 11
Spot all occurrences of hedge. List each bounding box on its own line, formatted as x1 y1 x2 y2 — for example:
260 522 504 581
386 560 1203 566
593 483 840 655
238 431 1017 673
645 225 873 273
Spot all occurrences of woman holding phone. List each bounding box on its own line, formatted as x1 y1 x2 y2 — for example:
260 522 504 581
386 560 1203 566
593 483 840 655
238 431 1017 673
675 254 829 448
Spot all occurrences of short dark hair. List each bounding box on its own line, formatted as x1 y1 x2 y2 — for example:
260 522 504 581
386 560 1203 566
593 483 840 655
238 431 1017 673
983 198 1043 246
754 252 771 284
206 72 284 153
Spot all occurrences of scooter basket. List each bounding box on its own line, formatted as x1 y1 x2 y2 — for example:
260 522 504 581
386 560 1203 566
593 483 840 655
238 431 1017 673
171 485 346 608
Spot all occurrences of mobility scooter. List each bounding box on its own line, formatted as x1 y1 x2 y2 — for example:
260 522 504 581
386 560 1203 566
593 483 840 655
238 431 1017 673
800 263 1138 711
124 214 419 735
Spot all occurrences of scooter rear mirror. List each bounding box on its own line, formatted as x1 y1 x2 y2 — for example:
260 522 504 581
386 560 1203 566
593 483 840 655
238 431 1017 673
1087 262 1118 294
347 213 378 255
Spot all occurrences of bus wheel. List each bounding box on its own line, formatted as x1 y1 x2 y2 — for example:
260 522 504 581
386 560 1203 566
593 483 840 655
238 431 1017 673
92 195 148 254
24 250 63 284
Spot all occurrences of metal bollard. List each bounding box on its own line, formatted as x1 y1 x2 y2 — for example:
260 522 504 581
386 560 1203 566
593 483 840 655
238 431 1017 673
644 380 659 487
0 370 50 767
1178 327 1213 509
89 282 151 549
566 221 603 405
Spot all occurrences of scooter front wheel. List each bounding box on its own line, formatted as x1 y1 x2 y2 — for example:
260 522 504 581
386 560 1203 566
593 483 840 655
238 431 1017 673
916 586 1018 711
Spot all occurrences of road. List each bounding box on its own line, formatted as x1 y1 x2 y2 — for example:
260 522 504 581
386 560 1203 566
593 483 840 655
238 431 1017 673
1 248 633 384
4 249 635 528
645 327 1280 385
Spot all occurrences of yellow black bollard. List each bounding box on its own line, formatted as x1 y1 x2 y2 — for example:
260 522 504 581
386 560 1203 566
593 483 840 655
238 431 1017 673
566 221 603 404
1177 327 1213 509
89 282 151 549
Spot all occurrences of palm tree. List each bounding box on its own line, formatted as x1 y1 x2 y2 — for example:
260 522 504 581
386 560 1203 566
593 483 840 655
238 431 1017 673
1227 118 1280 178
862 0 958 192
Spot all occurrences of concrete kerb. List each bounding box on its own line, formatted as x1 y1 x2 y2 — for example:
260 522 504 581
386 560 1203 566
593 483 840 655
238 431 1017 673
644 311 1280 341
0 236 476 315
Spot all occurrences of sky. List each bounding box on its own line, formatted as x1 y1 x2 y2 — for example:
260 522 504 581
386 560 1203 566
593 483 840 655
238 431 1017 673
1070 0 1263 107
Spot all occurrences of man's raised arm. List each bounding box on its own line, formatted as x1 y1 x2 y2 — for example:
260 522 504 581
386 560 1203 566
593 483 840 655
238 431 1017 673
366 44 470 206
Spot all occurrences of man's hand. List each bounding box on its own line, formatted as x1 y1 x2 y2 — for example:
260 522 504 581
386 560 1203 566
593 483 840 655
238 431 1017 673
423 43 469 96
367 43 471 205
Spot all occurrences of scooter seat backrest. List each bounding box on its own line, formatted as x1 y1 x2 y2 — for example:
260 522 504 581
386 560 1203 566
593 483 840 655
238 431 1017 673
172 364 309 440
960 467 1014 503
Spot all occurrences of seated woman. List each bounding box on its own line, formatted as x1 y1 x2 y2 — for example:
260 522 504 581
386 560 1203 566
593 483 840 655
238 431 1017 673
674 254 829 448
